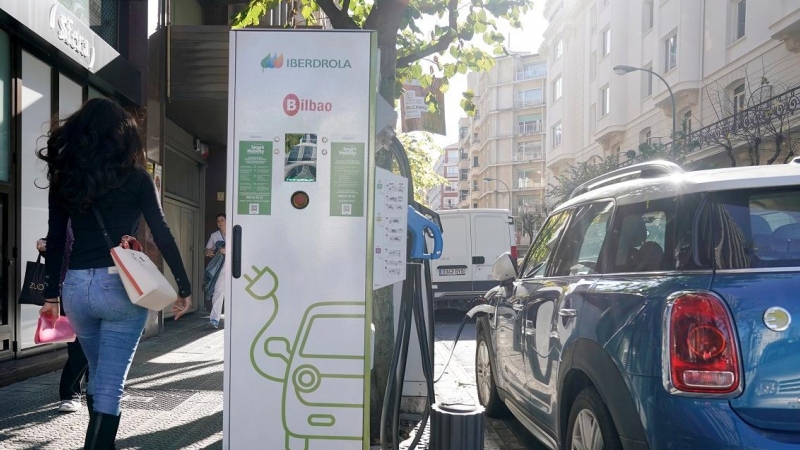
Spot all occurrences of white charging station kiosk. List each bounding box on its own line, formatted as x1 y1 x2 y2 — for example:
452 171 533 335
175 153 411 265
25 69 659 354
224 29 379 450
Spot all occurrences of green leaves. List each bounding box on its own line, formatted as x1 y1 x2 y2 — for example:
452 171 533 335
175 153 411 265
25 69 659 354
397 132 449 205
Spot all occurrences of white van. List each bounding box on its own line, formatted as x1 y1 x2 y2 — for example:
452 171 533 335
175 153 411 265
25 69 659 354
429 209 515 309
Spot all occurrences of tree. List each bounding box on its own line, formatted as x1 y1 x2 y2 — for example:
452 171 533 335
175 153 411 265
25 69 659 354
396 132 449 205
547 155 622 206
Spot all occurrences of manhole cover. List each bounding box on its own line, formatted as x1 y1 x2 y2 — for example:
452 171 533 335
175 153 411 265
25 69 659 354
120 389 196 411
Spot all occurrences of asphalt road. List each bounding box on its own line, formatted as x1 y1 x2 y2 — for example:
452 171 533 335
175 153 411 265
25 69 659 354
434 309 549 450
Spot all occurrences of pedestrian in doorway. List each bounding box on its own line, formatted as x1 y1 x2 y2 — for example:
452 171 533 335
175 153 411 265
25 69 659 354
204 213 226 329
36 225 90 414
37 98 192 449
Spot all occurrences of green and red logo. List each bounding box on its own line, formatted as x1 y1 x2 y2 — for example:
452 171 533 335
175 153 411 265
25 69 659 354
283 94 333 116
261 53 351 71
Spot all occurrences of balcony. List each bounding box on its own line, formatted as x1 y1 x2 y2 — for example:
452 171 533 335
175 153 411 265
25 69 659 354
517 122 544 136
516 70 547 81
167 25 230 144
516 179 543 190
514 151 544 162
514 98 545 108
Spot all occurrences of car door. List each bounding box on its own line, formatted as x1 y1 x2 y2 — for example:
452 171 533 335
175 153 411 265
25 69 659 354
522 201 614 432
493 211 570 406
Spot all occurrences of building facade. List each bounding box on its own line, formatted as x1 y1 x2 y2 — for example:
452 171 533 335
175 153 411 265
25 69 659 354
428 143 460 210
542 0 800 189
457 53 548 246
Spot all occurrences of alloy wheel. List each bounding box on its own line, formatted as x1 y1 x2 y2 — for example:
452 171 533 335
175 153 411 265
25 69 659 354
571 408 604 450
476 339 492 404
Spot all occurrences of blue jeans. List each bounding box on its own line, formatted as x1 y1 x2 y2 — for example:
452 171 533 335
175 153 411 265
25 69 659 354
62 268 148 416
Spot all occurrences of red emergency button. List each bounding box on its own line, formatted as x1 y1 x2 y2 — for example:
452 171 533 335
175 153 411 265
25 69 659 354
291 191 309 209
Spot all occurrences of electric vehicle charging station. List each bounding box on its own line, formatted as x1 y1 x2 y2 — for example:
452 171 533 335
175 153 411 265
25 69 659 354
224 29 379 450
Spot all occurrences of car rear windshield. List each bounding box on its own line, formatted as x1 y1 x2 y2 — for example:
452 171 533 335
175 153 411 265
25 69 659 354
707 187 800 269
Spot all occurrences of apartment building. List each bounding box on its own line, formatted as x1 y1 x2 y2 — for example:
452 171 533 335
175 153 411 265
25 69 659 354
543 0 800 186
456 53 548 245
428 143 460 210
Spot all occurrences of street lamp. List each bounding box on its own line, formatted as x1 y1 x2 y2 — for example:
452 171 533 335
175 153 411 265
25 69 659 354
483 177 512 213
614 64 677 158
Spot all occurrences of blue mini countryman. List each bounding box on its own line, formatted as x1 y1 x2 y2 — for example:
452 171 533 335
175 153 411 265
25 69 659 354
475 160 800 450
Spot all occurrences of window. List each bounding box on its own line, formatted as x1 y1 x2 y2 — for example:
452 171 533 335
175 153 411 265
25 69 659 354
0 30 9 182
664 33 677 72
517 88 543 107
460 169 468 181
447 150 459 162
517 141 542 158
733 0 746 41
733 83 746 115
472 156 479 168
640 127 652 145
445 182 457 192
682 110 692 136
518 116 543 134
446 166 458 177
643 0 654 32
517 62 547 80
601 86 610 116
553 122 563 147
517 170 540 189
551 202 614 276
473 132 479 142
555 38 564 60
590 51 597 80
460 127 468 139
601 28 611 57
520 212 570 278
473 203 479 208
460 190 468 200
472 180 479 191
642 63 653 98
553 77 563 101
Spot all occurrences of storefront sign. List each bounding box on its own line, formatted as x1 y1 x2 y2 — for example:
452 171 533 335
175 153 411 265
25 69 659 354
49 3 95 69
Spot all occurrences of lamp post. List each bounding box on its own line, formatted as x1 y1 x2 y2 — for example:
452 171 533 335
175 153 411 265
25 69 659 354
483 177 512 213
614 64 677 158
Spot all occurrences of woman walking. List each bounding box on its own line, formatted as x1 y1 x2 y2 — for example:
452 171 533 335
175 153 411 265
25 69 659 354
37 98 191 449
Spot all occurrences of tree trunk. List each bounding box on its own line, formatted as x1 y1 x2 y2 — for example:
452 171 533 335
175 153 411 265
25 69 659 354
768 134 783 165
725 145 737 167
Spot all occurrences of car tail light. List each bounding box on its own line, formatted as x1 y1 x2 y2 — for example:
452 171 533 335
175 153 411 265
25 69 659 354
510 246 518 261
666 292 740 394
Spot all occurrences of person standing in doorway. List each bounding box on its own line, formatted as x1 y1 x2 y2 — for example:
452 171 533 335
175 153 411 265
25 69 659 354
205 213 226 329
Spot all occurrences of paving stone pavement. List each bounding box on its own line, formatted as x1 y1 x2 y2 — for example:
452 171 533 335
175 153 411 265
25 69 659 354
0 312 541 450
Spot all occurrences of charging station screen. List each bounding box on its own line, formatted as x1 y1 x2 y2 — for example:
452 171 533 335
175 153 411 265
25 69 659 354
285 133 317 182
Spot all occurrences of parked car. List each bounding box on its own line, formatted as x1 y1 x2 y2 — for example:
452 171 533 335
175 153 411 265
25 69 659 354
475 160 800 450
429 209 515 309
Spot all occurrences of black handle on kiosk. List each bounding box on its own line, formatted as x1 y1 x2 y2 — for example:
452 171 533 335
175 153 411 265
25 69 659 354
232 225 242 279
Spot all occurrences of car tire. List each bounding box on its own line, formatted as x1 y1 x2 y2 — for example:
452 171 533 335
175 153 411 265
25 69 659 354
475 329 508 418
566 387 622 450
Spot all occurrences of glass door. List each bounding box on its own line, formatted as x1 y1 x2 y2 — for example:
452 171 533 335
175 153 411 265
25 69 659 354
0 29 13 360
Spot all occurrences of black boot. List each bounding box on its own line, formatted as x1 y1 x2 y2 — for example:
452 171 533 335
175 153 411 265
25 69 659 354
84 411 120 450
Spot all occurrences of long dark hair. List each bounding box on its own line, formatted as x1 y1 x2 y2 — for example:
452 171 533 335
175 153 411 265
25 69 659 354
36 98 144 213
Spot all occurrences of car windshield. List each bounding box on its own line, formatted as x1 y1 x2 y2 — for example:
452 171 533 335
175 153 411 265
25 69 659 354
706 187 800 269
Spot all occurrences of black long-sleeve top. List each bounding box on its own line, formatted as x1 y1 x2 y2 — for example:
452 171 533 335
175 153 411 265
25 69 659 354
44 166 191 299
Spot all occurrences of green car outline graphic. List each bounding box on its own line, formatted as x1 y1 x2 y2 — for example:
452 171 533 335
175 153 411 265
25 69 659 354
246 266 366 450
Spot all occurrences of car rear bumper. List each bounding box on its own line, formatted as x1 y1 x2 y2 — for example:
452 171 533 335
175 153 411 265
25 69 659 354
629 375 800 449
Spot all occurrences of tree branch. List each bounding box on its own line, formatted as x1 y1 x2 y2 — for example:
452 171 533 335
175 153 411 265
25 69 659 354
316 0 359 29
395 0 458 68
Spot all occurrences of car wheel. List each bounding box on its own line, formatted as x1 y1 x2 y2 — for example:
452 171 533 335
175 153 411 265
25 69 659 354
475 329 507 417
566 387 622 450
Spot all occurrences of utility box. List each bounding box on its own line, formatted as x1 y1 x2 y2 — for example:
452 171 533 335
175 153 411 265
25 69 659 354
223 29 378 450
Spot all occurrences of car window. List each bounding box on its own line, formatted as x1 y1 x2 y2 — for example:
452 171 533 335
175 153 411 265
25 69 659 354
550 202 614 276
519 211 569 279
607 197 679 273
708 187 800 269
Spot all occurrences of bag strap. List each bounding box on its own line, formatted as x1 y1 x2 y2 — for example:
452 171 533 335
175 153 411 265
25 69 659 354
92 207 115 250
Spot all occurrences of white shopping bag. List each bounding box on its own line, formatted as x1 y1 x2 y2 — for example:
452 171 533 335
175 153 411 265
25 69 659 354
110 246 177 311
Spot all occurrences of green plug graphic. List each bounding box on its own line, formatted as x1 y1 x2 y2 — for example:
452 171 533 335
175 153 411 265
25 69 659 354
243 265 278 300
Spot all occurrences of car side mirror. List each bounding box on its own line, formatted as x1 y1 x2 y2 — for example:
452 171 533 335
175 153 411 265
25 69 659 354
492 252 517 285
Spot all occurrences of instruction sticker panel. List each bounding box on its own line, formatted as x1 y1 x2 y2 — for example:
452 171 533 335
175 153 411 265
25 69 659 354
373 168 408 289
238 140 273 215
330 142 365 217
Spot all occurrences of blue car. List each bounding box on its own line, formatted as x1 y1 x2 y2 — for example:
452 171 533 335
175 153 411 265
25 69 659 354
475 161 800 450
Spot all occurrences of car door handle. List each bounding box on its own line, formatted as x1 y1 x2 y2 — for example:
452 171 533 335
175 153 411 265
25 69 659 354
558 309 577 318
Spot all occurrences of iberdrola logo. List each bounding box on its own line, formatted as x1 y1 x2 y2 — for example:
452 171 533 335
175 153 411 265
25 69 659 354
261 53 284 70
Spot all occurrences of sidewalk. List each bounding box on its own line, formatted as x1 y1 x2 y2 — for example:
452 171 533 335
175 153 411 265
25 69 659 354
0 313 540 450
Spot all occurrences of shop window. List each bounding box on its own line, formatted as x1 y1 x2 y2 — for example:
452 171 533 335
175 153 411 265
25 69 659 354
58 0 119 49
0 30 9 182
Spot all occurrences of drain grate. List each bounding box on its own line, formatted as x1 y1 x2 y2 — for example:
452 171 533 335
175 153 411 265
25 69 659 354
119 389 197 411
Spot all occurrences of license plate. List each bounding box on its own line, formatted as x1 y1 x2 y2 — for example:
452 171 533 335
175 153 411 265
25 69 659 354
439 268 467 276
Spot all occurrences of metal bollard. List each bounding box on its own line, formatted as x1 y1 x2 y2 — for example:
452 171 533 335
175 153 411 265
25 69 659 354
430 402 485 450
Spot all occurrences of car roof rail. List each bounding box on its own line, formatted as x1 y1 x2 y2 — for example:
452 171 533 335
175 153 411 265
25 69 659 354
569 160 684 199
